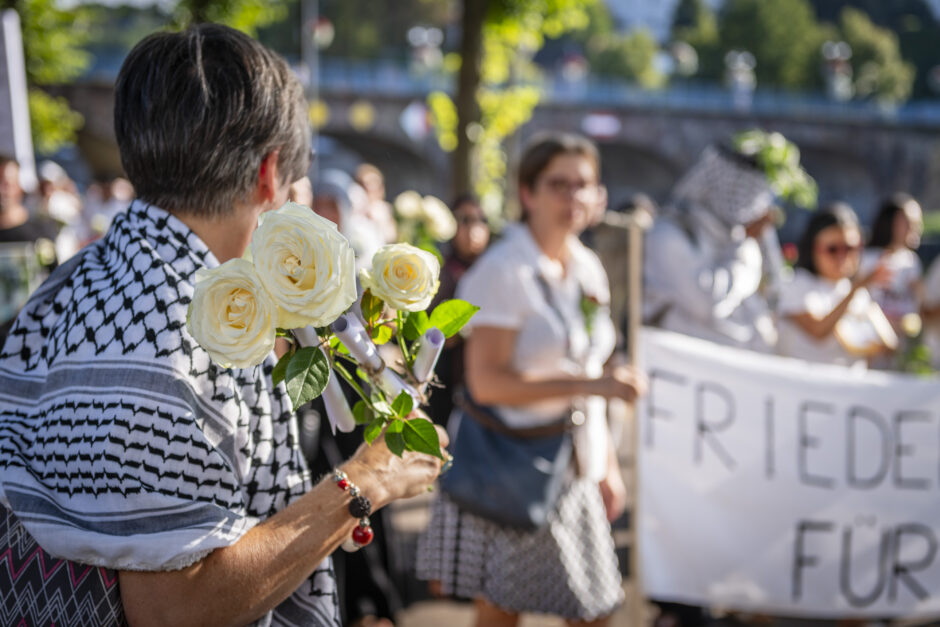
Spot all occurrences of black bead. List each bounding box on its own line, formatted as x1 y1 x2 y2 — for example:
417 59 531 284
349 495 372 518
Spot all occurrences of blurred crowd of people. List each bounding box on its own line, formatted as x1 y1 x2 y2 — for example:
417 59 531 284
0 154 134 340
644 142 938 376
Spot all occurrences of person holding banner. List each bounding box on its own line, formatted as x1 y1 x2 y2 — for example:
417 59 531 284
417 132 646 626
777 202 896 367
642 144 782 354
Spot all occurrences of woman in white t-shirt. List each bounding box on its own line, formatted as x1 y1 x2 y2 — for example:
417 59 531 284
417 133 646 626
860 193 924 329
777 203 895 368
922 256 940 370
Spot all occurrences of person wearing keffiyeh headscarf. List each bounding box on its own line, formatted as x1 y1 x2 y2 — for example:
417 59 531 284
643 144 781 352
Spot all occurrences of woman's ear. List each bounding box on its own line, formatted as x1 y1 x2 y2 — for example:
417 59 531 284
518 184 533 221
255 151 281 206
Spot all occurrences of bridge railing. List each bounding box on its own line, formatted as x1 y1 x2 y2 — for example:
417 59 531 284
317 57 940 127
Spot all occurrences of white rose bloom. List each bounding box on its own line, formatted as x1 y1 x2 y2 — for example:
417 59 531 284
421 195 457 241
187 258 278 368
251 202 358 329
394 190 424 219
360 243 440 312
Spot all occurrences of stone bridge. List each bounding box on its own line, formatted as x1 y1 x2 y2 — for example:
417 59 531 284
60 61 940 228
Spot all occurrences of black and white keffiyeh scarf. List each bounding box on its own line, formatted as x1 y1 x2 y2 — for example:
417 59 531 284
670 145 774 228
0 200 340 626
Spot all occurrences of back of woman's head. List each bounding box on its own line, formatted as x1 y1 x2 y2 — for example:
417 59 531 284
868 192 918 248
796 202 859 275
114 23 310 218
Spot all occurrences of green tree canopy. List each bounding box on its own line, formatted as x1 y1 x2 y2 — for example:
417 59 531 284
718 0 829 89
839 7 916 103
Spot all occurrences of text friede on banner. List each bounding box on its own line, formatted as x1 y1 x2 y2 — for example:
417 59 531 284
638 328 940 619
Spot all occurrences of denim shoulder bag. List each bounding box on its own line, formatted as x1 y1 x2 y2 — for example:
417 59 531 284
440 272 582 530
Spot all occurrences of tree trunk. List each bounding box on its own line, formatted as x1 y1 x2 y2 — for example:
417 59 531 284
452 0 486 199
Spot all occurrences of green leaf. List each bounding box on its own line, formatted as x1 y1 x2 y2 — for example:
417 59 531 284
352 400 373 425
371 324 393 345
271 348 293 385
329 335 350 355
429 299 480 338
364 416 385 445
285 347 331 408
403 417 443 459
391 390 414 418
361 290 384 325
403 310 430 341
371 394 393 418
385 419 406 456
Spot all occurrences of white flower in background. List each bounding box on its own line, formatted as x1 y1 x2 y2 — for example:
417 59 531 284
251 202 357 328
394 190 424 219
421 194 457 241
360 243 440 312
187 258 278 368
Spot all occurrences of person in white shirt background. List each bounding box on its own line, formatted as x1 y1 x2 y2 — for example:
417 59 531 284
777 202 894 368
417 132 646 627
859 193 924 346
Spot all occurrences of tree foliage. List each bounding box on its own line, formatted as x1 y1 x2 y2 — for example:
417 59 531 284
838 7 915 103
430 0 596 212
671 0 917 103
718 0 829 89
173 0 286 36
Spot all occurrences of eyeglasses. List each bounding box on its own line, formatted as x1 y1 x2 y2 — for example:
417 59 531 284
457 215 486 227
540 177 598 198
818 243 859 256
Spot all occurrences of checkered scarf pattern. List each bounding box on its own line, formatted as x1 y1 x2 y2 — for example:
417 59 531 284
0 200 339 626
671 145 774 227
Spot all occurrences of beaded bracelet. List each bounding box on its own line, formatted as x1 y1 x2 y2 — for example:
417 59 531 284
332 469 374 552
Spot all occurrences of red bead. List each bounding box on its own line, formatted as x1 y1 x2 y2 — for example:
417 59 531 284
336 478 348 490
352 524 374 546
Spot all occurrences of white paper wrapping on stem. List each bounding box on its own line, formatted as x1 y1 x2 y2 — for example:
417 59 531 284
331 314 384 372
322 371 357 433
331 313 421 406
293 326 356 434
411 327 444 383
375 368 420 406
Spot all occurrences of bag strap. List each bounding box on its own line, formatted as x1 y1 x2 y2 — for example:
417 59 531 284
533 272 574 360
457 390 571 439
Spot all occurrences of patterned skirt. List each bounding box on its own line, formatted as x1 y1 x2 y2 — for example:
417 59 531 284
415 474 624 620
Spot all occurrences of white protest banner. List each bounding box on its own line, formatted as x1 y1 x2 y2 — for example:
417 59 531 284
638 328 940 619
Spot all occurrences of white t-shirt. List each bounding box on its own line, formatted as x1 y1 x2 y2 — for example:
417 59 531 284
860 247 922 321
456 223 616 479
777 269 874 368
923 257 940 369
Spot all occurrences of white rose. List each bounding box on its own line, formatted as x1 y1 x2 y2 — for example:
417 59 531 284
187 258 278 369
360 243 440 312
251 202 358 329
394 190 424 219
421 195 457 241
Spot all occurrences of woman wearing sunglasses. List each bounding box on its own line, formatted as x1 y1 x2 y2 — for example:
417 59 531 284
777 202 896 367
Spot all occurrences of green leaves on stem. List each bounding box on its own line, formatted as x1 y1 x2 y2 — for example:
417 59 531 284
428 299 480 338
284 347 331 408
